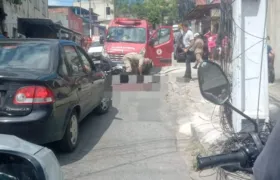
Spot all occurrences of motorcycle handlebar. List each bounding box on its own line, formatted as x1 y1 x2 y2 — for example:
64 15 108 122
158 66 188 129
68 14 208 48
196 150 247 170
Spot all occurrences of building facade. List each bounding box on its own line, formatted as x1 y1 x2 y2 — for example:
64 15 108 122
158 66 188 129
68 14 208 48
73 0 114 21
48 6 104 36
184 0 221 34
1 0 48 37
48 7 83 34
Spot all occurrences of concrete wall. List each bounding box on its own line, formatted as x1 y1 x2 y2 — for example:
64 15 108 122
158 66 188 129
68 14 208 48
267 0 280 80
73 0 114 21
3 0 48 37
48 11 68 28
48 8 83 34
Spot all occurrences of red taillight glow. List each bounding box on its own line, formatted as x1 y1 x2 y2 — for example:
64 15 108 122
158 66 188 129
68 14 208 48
13 86 55 105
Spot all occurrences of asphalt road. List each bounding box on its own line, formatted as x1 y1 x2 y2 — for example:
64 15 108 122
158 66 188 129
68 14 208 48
56 70 191 180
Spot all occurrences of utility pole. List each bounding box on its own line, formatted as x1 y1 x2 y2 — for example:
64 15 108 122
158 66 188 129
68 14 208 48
79 0 82 16
231 0 269 132
89 0 92 37
114 0 116 18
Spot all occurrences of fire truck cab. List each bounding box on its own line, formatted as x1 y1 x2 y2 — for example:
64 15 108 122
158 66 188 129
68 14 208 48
100 18 174 67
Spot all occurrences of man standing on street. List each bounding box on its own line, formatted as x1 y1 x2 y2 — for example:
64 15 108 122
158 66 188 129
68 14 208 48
182 22 194 80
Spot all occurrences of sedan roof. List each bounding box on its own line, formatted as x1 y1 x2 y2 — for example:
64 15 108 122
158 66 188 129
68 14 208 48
0 38 75 45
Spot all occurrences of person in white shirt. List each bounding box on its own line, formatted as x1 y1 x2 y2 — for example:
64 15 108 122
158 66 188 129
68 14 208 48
182 22 194 80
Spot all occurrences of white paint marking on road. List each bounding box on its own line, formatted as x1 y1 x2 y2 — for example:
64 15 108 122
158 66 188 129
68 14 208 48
128 75 137 84
144 75 153 83
112 75 120 84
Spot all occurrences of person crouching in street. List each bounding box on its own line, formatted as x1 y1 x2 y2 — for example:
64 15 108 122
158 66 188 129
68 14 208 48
122 52 153 75
192 33 204 69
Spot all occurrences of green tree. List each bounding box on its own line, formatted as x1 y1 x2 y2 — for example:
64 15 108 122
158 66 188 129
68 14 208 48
165 0 179 24
112 0 179 26
143 0 179 26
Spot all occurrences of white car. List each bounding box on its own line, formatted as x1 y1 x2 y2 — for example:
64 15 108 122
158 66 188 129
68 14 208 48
0 134 64 180
88 41 103 57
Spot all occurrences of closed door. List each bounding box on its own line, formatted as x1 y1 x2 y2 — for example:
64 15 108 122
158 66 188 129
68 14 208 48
76 46 101 108
63 45 93 116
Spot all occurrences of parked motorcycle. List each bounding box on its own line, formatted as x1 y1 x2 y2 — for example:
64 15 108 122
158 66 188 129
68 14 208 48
196 61 272 175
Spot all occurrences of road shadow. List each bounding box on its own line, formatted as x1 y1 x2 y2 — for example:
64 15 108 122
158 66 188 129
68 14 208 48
176 77 198 83
53 106 120 166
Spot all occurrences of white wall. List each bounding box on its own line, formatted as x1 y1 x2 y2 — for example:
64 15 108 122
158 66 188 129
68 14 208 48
232 0 269 132
73 0 114 21
267 0 280 80
3 0 48 37
48 12 68 28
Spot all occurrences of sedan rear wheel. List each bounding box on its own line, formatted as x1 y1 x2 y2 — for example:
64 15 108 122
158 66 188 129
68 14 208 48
59 112 79 152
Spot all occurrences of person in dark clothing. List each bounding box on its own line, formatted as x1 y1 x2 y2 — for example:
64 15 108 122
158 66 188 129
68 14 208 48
182 22 194 80
267 37 275 83
174 29 185 62
202 36 209 61
173 28 182 59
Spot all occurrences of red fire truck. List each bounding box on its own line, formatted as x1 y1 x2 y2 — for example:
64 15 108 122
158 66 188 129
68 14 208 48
101 18 174 67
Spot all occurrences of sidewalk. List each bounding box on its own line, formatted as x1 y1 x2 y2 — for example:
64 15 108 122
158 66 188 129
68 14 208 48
269 81 280 122
165 64 256 179
166 65 221 180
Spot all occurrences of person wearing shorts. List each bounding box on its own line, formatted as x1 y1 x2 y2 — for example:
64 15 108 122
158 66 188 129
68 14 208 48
192 33 204 69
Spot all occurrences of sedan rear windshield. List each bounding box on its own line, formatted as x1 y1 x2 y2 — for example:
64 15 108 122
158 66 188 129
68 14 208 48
0 43 51 70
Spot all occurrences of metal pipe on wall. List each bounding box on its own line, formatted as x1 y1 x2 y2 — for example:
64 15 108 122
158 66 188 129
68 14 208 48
89 0 92 37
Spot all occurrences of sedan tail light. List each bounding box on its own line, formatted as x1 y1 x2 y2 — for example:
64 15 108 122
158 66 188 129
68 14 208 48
13 86 55 105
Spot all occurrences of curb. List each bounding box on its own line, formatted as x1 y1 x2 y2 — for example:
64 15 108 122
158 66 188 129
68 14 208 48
190 123 251 180
190 123 209 153
160 67 185 74
189 124 218 180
